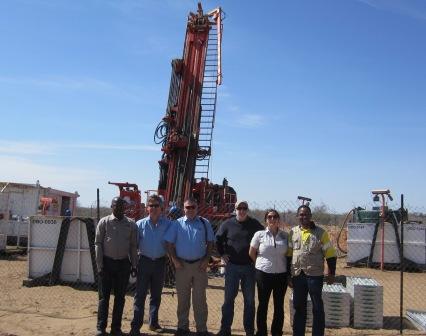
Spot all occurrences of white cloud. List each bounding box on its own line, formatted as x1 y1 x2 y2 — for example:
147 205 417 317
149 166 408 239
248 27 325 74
228 105 240 112
0 76 113 91
0 75 148 102
356 0 426 21
0 140 159 156
64 143 159 151
237 114 266 128
0 140 55 155
0 155 103 191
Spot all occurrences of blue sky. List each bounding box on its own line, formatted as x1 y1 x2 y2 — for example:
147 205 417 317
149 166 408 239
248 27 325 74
1 0 425 212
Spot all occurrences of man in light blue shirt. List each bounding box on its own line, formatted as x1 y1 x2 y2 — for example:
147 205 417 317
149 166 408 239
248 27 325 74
165 197 215 336
130 195 172 336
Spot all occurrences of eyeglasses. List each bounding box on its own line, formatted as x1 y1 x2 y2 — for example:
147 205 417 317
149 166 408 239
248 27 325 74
236 207 248 211
185 205 196 210
267 215 279 220
148 204 160 208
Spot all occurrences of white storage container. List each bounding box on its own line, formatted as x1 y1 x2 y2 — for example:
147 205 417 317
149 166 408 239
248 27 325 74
28 216 95 283
347 276 383 329
347 222 426 267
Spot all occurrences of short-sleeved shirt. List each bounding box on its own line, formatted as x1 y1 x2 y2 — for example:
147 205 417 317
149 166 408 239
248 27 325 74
137 215 172 259
250 228 288 274
164 215 215 260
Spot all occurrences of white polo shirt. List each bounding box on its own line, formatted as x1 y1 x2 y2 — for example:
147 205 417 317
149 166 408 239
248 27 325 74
250 228 288 274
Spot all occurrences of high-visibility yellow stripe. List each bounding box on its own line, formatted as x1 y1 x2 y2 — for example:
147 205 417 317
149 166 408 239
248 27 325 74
320 230 336 258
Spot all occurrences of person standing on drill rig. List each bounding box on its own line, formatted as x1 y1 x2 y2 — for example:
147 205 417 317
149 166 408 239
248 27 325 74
287 205 337 336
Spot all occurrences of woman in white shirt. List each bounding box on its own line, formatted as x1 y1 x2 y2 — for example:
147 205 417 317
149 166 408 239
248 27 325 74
249 209 289 336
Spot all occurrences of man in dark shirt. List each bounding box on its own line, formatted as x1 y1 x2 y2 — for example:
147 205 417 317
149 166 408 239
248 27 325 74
216 201 264 336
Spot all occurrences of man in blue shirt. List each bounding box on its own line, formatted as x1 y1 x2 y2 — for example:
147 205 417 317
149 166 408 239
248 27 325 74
165 197 215 336
130 195 172 336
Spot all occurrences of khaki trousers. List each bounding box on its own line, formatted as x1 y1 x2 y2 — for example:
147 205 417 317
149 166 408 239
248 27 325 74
175 260 208 331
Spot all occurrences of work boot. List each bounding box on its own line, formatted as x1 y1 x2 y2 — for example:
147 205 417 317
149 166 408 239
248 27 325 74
216 330 231 336
149 324 164 333
175 328 190 336
129 328 141 336
196 331 210 336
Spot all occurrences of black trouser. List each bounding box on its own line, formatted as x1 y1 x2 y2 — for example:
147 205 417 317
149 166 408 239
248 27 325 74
97 257 131 332
255 270 288 336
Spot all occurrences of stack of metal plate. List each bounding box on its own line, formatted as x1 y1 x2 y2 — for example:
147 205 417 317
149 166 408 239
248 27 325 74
346 276 383 329
406 310 426 332
289 291 313 327
322 283 351 327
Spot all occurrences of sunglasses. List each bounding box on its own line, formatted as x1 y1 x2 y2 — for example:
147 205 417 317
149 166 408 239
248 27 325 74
185 205 196 210
236 207 248 211
267 215 279 220
148 204 160 208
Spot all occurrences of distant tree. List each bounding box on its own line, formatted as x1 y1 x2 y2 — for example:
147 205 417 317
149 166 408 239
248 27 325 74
74 206 111 219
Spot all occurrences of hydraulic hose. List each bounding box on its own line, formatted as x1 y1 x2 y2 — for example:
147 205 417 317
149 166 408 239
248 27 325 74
154 120 169 145
336 208 356 257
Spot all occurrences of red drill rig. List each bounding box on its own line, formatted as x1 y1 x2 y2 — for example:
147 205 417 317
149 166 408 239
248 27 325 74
110 3 236 223
155 3 236 222
108 182 144 220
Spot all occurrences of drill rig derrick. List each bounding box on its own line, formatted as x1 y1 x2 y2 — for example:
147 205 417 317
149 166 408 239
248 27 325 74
155 3 236 219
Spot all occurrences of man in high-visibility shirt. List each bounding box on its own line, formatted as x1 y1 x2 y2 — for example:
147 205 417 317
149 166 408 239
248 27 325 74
287 205 337 336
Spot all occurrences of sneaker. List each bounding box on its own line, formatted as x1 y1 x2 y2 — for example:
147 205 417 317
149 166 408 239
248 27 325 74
95 330 106 336
149 324 164 333
175 328 190 336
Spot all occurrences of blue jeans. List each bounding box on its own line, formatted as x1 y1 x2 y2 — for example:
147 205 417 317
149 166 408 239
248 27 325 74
292 272 324 336
220 263 256 335
131 256 166 331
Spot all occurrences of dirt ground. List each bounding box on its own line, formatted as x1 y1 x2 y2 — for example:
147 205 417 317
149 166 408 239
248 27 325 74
0 254 425 336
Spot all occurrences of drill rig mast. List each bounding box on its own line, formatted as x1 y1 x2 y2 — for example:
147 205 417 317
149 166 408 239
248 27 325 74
155 3 236 219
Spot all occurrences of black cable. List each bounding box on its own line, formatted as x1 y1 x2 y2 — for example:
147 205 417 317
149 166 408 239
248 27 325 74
154 120 169 145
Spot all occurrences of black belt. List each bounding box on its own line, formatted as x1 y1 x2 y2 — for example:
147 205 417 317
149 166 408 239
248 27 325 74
181 258 201 264
103 256 129 262
140 255 166 262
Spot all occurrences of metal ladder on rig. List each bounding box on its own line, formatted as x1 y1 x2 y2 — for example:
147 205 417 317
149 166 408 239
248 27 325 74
194 23 220 182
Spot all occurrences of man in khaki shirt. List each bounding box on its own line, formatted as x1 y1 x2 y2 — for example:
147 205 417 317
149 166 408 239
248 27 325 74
95 197 138 336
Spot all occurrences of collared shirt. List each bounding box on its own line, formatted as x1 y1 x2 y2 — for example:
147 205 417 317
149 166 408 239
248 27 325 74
250 228 288 274
137 215 172 259
286 222 336 259
164 215 215 260
95 214 138 271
